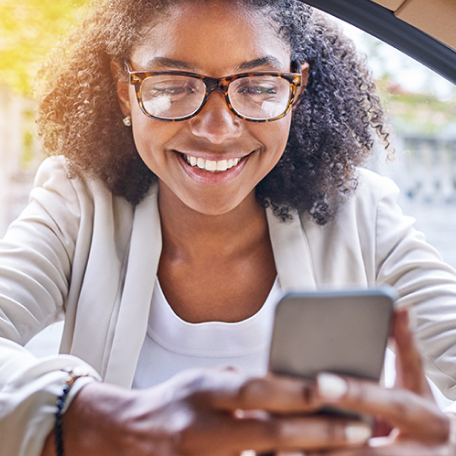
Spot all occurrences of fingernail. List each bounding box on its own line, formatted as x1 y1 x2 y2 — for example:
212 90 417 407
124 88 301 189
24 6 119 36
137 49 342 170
345 424 372 443
240 451 256 456
317 373 347 400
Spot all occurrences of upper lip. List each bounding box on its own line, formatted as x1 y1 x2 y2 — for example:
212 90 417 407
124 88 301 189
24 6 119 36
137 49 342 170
173 149 255 161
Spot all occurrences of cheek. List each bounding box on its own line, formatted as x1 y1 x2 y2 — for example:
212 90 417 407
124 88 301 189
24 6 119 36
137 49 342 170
131 113 179 170
131 120 160 167
258 118 292 166
128 89 165 165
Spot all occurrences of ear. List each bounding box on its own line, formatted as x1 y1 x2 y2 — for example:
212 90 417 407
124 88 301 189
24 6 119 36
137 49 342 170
110 60 131 117
292 62 310 112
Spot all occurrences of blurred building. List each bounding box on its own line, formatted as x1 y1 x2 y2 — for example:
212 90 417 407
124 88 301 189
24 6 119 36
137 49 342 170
0 85 42 236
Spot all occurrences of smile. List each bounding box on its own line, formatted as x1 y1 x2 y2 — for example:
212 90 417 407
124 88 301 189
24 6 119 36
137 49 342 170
184 154 242 173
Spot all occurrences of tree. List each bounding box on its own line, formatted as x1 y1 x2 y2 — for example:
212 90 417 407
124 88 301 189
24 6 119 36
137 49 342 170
0 0 90 96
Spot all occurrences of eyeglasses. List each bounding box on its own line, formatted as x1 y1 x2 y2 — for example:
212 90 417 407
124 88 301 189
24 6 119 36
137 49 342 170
124 61 302 122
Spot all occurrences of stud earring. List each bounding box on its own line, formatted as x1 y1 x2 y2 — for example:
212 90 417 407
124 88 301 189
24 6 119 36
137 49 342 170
122 116 132 127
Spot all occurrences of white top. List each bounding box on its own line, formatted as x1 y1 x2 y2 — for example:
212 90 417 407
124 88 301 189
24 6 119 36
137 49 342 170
132 277 283 388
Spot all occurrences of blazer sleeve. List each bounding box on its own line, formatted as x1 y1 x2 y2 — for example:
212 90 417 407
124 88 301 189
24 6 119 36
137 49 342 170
374 175 456 399
0 157 101 456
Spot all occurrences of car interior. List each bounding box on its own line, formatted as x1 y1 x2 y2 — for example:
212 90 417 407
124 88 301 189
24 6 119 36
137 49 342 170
300 0 456 84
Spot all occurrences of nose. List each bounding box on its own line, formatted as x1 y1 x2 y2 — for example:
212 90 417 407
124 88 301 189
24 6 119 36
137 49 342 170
189 91 242 144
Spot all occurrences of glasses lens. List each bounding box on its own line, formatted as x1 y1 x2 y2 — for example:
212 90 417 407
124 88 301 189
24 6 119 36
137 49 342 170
229 76 291 120
141 75 206 119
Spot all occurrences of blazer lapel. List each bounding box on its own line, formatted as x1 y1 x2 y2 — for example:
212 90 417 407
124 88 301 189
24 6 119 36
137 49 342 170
267 208 316 292
102 203 314 386
104 186 162 387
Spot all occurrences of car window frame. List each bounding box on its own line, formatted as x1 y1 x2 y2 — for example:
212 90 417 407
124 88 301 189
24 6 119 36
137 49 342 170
299 0 456 85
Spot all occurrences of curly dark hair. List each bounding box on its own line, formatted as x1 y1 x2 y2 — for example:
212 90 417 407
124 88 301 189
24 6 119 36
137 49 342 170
36 0 388 224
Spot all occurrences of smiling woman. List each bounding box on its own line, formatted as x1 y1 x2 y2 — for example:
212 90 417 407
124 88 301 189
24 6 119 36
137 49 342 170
37 0 386 223
2 1 456 456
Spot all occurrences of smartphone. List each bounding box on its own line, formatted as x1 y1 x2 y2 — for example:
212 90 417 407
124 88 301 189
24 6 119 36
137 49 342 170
269 287 396 421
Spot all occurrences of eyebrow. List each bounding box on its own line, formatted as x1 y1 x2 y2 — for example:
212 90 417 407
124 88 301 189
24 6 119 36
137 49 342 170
235 56 285 72
141 55 285 73
142 57 198 71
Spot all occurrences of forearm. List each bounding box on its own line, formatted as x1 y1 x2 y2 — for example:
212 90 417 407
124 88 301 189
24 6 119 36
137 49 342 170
42 368 367 456
40 381 138 456
40 432 55 456
0 338 101 456
373 176 456 397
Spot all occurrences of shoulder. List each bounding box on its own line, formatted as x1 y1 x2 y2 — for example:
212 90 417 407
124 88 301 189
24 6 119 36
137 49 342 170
353 167 400 208
299 168 401 229
26 157 142 241
351 168 411 235
32 155 159 222
297 168 411 284
299 167 407 253
311 167 402 230
31 156 127 213
34 156 103 200
326 167 403 231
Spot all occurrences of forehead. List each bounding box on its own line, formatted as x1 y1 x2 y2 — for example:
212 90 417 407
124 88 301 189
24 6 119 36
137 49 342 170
130 0 291 75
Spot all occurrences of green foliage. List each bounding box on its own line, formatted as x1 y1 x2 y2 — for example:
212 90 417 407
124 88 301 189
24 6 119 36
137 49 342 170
0 0 91 95
376 77 456 136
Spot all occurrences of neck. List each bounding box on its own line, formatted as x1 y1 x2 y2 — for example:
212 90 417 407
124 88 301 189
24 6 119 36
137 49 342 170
158 182 270 261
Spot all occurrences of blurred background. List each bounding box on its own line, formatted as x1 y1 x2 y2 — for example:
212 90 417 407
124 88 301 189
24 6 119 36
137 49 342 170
0 0 89 234
1 1 456 405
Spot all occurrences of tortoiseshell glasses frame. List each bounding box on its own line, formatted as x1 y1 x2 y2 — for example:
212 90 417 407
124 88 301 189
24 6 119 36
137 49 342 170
124 61 303 122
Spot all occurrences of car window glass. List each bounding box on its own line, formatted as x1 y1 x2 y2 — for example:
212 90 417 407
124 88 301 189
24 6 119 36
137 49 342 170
333 15 456 409
337 17 456 268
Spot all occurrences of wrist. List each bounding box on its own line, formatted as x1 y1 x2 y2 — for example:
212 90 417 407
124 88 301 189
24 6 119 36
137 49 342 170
55 371 98 456
61 381 135 456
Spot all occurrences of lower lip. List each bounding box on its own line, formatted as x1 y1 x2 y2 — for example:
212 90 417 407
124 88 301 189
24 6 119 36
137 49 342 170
176 153 250 185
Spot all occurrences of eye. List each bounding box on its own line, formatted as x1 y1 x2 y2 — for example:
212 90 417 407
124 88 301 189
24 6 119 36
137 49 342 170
142 77 201 101
237 83 278 96
150 83 195 96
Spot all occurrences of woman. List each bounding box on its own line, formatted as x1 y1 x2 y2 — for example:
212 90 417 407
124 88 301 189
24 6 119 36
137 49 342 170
1 0 456 454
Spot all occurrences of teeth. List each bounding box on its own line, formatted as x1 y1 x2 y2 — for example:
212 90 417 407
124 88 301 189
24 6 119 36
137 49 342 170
206 160 217 171
216 160 228 171
184 155 242 172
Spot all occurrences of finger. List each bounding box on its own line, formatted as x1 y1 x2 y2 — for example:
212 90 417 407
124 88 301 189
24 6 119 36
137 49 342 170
316 373 449 443
393 309 433 399
203 372 322 413
166 369 321 414
372 417 393 438
307 436 448 456
177 414 372 454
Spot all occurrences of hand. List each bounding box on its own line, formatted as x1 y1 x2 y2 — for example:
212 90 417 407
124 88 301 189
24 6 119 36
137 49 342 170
309 308 456 455
42 367 373 456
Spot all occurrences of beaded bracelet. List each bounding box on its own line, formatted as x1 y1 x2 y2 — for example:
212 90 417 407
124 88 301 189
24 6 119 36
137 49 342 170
54 370 91 456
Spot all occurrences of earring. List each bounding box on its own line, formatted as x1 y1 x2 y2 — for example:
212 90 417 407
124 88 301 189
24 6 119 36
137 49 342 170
122 116 132 127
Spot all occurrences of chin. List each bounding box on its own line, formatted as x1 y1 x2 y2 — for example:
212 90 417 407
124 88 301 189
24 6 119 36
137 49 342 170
188 202 240 217
183 194 247 217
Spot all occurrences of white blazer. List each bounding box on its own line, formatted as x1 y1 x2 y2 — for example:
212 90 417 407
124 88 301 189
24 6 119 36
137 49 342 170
1 156 456 455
